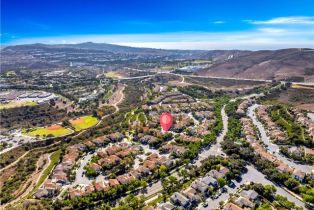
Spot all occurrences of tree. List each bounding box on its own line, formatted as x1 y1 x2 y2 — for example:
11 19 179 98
257 203 272 210
179 169 189 180
264 184 276 199
217 177 226 187
49 99 55 106
159 165 168 178
274 195 296 209
284 178 300 191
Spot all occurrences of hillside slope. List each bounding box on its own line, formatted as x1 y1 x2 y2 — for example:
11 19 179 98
197 48 314 82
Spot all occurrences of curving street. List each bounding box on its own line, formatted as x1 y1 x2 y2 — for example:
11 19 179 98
247 104 313 173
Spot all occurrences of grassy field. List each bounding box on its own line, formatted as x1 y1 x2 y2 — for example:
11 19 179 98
291 84 314 90
0 100 37 110
70 115 99 131
23 124 73 137
105 71 122 79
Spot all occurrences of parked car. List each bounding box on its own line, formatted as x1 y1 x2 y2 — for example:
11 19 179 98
221 187 228 193
213 194 219 199
228 181 236 188
235 176 242 182
202 202 208 207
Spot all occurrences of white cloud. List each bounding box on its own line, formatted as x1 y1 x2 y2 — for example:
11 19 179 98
247 16 314 25
213 21 225 24
257 28 286 33
8 25 314 50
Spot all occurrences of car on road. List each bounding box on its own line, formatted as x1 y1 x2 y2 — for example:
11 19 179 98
235 176 242 182
212 194 219 199
221 187 228 193
228 181 236 188
202 202 208 207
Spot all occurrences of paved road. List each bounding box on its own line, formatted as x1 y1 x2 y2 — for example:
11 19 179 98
197 103 307 210
114 70 314 87
199 165 306 210
196 105 228 167
247 104 313 173
72 152 95 185
307 113 314 122
243 165 306 209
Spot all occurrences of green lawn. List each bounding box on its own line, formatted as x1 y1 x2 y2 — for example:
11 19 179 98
23 126 73 138
70 115 99 131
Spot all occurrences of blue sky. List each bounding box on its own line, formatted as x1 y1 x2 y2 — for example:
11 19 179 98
1 0 314 49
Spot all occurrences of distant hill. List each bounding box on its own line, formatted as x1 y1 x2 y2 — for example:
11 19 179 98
2 42 248 59
2 43 314 82
1 42 249 71
197 48 314 82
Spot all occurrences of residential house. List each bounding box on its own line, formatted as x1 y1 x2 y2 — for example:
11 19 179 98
219 166 230 176
94 181 109 192
240 190 259 201
234 196 255 209
34 189 49 199
292 169 306 182
208 170 225 179
159 202 175 210
201 175 218 188
68 188 82 199
117 174 134 185
276 162 294 173
182 187 201 203
92 136 110 146
170 192 190 208
43 179 61 196
223 203 244 210
191 180 208 196
90 163 102 172
108 132 124 141
109 179 120 187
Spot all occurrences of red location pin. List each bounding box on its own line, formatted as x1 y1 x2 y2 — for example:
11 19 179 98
160 112 173 132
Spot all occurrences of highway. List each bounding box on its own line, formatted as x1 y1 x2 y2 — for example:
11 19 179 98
113 70 314 87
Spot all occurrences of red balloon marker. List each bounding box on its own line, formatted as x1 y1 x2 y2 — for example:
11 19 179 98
160 112 173 132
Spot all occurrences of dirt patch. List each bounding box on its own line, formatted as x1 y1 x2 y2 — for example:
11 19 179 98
0 166 17 188
47 124 62 130
269 87 314 106
69 118 84 125
295 103 314 112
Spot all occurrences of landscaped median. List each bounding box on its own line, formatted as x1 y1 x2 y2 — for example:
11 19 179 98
69 115 99 131
23 124 73 138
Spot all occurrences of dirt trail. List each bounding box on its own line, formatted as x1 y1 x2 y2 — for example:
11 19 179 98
73 85 126 138
107 85 125 112
0 151 29 173
2 153 51 208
